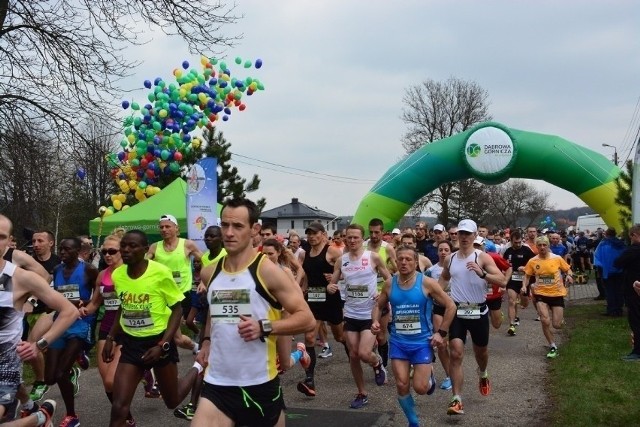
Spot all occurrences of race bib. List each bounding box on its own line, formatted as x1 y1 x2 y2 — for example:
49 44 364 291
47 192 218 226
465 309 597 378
394 314 421 335
307 286 326 302
191 282 199 292
57 284 80 301
210 289 252 324
172 271 182 284
539 275 555 285
457 303 481 319
511 272 524 282
102 291 120 311
122 309 153 328
346 284 369 299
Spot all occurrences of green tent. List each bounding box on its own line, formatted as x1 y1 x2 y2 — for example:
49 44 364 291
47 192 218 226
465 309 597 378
89 178 221 244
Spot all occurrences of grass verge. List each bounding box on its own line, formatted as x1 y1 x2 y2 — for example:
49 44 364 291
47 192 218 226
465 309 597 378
549 302 640 426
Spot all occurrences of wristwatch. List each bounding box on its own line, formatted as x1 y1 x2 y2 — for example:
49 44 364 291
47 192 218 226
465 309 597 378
259 319 273 337
437 329 448 338
158 341 171 352
480 270 487 279
36 338 49 352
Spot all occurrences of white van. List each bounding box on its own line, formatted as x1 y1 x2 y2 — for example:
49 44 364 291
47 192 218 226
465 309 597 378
575 214 606 233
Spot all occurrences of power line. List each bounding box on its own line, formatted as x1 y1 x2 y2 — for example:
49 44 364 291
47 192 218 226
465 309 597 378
619 95 640 162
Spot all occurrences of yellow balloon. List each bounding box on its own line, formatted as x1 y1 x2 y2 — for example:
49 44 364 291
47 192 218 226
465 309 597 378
110 194 117 203
122 205 130 210
117 194 126 203
113 199 122 210
159 109 168 118
128 180 138 190
103 209 114 217
127 134 135 143
192 139 201 149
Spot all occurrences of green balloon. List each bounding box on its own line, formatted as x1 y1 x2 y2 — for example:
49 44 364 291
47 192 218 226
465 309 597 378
120 140 128 148
131 102 140 110
152 121 162 131
244 60 252 68
138 181 147 189
147 93 155 102
133 117 142 127
161 150 170 160
235 56 242 64
169 162 180 173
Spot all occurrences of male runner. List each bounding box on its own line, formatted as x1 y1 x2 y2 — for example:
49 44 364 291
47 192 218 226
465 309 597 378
503 230 535 336
438 219 505 416
192 198 314 426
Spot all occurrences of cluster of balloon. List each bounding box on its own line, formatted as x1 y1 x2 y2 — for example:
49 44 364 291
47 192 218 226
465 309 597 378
98 56 264 217
540 215 556 231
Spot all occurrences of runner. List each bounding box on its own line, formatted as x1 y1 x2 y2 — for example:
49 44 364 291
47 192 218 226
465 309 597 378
473 237 511 330
191 198 314 427
297 221 344 397
200 226 226 268
425 240 453 390
328 224 391 409
372 244 455 427
103 230 201 427
438 219 505 416
503 230 535 336
0 215 76 426
522 236 573 358
399 233 432 273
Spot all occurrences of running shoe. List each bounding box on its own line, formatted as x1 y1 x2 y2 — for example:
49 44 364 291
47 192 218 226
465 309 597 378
508 325 516 336
621 353 640 362
373 355 387 386
535 316 540 321
546 346 559 359
440 376 452 390
39 399 56 427
76 351 90 370
173 402 196 420
427 370 436 395
318 345 333 358
297 343 311 369
447 397 464 415
145 383 162 399
297 378 316 397
479 376 491 396
125 418 137 426
29 381 49 401
349 393 368 409
70 366 80 396
59 414 80 427
514 316 520 325
19 402 39 418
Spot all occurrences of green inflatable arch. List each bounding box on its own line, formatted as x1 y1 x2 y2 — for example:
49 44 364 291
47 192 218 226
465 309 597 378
353 122 621 230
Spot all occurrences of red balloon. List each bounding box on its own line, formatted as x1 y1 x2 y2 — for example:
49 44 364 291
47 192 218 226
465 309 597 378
173 152 183 162
146 169 155 179
239 104 246 111
140 158 149 168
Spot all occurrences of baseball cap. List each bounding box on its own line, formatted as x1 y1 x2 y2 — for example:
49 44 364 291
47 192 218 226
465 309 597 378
392 228 401 235
473 236 485 246
458 219 477 233
433 224 445 232
305 222 325 234
159 214 178 226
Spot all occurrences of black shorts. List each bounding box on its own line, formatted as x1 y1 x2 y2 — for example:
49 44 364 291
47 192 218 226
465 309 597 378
181 291 191 319
487 298 502 311
308 299 344 325
449 309 490 347
344 317 373 333
534 295 565 308
201 377 284 427
119 333 179 369
432 303 445 317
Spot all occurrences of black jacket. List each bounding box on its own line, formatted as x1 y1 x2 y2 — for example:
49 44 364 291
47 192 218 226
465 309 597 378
614 243 640 286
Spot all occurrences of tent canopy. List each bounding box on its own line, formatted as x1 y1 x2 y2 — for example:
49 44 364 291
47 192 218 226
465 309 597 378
89 179 221 243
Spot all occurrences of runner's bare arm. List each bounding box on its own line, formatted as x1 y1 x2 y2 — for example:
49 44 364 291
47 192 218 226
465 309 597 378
79 269 105 316
479 252 505 284
12 249 50 281
146 242 157 259
372 252 391 283
186 239 203 261
385 244 398 273
371 279 390 333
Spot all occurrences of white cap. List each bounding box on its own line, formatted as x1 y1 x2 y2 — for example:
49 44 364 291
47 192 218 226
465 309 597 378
392 228 401 235
159 214 178 226
458 219 477 233
473 236 485 245
433 224 445 232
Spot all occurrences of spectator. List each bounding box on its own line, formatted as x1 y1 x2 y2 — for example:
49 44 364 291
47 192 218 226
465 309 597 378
613 224 640 361
594 228 625 316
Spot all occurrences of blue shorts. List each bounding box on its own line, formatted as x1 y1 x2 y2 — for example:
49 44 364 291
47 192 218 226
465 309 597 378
389 340 434 365
49 318 92 350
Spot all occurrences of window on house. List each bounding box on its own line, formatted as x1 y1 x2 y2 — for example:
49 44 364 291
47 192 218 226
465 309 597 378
291 220 295 230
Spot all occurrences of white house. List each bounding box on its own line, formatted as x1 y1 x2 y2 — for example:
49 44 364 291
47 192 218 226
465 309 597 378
260 198 339 236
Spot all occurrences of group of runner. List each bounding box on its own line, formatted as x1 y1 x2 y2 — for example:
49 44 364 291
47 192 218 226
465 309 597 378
0 203 576 427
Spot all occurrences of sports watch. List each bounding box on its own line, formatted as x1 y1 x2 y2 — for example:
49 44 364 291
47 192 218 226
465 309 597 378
36 338 49 351
437 329 448 338
158 341 171 352
259 319 273 337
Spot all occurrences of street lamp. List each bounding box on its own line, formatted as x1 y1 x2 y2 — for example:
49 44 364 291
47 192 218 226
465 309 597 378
602 143 619 166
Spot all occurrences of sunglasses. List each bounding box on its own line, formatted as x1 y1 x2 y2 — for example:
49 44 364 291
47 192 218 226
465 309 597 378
101 248 119 256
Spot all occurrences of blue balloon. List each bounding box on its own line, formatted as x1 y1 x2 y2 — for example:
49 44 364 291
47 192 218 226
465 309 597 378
121 100 130 109
76 168 86 180
144 80 152 89
154 77 162 86
182 60 189 69
255 59 263 69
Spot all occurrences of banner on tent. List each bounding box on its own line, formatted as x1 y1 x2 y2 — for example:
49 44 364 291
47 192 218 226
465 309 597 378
187 157 218 251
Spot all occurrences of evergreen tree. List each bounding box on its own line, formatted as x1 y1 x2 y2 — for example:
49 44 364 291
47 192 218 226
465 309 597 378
614 159 632 239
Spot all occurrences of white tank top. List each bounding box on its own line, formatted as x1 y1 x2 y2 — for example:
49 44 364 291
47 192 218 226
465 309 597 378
205 254 282 386
448 249 487 304
0 262 22 345
341 251 378 320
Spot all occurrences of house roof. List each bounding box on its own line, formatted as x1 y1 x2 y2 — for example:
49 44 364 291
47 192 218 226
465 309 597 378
260 198 337 220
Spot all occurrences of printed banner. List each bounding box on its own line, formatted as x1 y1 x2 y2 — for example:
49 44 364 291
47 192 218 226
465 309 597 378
187 157 218 251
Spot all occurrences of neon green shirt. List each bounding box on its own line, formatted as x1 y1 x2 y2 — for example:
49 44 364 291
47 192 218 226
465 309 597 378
154 238 192 293
201 248 227 268
112 260 185 337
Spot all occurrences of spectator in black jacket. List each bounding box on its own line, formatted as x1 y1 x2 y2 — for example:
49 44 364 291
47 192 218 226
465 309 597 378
613 224 640 361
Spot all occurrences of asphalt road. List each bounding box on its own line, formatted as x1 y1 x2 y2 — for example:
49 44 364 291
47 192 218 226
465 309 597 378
40 282 600 426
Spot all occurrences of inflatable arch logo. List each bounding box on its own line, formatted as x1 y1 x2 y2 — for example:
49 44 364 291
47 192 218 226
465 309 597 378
352 122 622 230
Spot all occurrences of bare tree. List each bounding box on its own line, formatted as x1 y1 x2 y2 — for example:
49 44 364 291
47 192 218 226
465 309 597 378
401 77 491 221
484 179 553 229
0 0 240 144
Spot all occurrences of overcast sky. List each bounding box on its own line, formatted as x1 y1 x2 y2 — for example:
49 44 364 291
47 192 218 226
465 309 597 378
123 0 640 218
